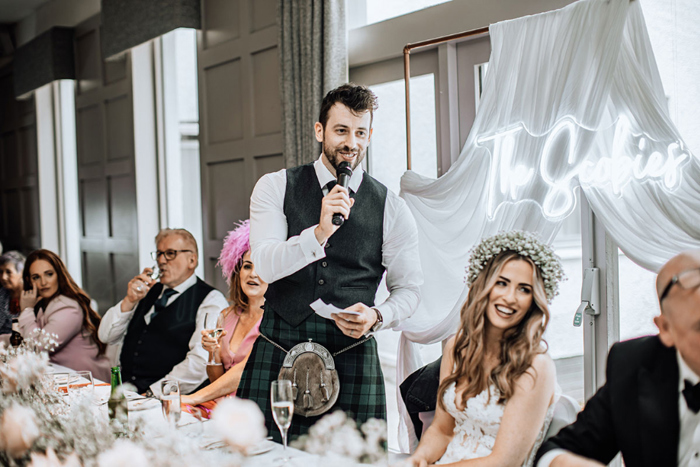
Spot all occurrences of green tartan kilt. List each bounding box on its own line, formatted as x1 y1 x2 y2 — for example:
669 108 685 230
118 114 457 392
237 311 386 442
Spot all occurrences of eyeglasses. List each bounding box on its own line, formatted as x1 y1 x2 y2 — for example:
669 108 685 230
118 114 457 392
150 249 193 261
659 267 700 302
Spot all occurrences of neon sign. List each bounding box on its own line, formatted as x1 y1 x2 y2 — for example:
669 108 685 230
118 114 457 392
475 115 692 220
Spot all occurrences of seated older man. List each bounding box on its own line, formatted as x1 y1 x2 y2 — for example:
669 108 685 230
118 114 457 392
536 249 700 467
99 228 227 397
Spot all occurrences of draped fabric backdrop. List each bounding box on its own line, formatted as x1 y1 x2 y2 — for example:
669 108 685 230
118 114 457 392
278 0 348 168
397 0 700 452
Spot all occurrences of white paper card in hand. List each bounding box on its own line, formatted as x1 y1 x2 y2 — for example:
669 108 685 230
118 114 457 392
310 298 360 320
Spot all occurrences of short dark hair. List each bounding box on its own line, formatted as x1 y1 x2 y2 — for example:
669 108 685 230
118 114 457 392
318 83 378 129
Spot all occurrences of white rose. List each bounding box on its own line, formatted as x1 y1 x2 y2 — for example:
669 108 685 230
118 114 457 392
211 397 267 451
97 440 150 467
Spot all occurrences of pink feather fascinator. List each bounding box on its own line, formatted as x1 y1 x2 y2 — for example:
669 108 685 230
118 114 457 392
217 219 250 285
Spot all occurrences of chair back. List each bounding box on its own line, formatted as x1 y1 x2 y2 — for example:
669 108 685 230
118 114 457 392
544 393 580 440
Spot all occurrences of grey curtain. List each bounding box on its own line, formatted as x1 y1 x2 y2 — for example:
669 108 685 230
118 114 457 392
278 0 348 168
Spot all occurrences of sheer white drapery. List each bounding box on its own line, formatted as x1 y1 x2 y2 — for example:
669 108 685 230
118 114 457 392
396 0 700 451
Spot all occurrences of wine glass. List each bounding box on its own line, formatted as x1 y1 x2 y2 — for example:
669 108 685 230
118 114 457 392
271 380 294 462
68 371 94 404
161 380 181 427
204 311 225 365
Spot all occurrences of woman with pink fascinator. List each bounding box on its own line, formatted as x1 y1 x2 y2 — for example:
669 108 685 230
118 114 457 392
181 220 267 417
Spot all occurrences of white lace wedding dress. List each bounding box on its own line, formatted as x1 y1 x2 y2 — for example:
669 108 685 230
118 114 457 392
436 382 558 466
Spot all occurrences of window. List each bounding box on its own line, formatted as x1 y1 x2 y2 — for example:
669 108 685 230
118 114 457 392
348 0 452 28
367 74 438 194
618 249 659 341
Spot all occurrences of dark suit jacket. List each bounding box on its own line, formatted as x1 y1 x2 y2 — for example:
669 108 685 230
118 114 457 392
536 336 680 466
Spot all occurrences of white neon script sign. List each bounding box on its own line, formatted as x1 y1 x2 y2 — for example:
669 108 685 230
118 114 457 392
476 116 692 220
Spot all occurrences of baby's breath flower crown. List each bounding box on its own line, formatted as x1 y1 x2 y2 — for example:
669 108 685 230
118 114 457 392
466 231 565 302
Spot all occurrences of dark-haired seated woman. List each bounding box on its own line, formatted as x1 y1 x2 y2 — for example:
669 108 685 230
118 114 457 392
18 249 110 382
405 232 565 467
181 221 266 417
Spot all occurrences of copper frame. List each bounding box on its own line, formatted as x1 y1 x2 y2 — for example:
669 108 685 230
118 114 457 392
403 26 489 170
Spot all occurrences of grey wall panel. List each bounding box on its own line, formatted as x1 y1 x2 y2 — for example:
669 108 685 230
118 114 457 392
207 159 247 239
253 153 283 180
206 257 229 297
198 0 283 284
203 0 240 49
108 175 137 237
251 47 281 137
204 59 243 144
104 54 128 85
76 29 101 94
22 187 40 240
250 0 276 33
2 133 18 178
74 15 139 314
105 96 132 161
19 126 38 177
6 190 21 240
77 105 104 165
82 251 113 307
81 178 109 237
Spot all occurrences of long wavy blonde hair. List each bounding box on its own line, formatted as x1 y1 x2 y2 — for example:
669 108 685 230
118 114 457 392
438 250 550 409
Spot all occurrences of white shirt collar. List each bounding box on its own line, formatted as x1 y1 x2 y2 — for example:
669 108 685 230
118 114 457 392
165 272 197 296
313 155 364 193
677 349 700 390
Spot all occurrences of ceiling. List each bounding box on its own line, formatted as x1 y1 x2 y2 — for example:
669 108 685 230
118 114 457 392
0 0 51 24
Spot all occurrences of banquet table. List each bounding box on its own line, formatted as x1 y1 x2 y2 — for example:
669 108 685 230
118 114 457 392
49 364 407 466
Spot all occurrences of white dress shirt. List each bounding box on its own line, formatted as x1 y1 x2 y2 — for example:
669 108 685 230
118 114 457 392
249 155 423 330
98 273 228 397
538 350 700 467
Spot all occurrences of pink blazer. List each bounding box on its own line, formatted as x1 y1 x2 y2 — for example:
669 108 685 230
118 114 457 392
19 295 111 382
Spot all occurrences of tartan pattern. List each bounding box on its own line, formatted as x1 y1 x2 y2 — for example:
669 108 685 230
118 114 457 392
237 311 386 442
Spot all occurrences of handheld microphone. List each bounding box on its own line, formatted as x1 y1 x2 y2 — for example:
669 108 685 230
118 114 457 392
331 161 353 226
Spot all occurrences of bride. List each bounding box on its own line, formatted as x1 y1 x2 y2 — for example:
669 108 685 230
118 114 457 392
406 231 564 467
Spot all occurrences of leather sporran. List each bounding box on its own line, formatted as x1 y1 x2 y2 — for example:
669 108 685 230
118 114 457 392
278 341 340 417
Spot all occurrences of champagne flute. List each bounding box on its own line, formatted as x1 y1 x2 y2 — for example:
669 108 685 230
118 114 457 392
271 380 294 462
161 380 181 427
204 311 225 365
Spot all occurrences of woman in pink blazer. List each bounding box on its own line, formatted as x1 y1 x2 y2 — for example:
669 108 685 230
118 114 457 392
19 249 110 382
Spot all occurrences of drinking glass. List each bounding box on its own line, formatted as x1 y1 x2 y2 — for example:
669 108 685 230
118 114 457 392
52 373 71 395
149 264 161 281
161 380 181 427
271 380 294 461
204 311 225 365
67 371 94 404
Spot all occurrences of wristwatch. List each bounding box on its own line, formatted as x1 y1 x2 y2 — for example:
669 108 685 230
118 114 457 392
370 308 383 333
145 388 155 398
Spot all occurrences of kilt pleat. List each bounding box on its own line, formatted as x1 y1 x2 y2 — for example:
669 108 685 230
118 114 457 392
237 311 386 442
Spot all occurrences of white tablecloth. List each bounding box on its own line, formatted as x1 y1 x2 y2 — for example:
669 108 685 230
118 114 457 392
49 364 405 466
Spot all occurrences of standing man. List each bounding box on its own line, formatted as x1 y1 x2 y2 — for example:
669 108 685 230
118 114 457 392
99 229 228 397
536 249 700 467
237 84 423 440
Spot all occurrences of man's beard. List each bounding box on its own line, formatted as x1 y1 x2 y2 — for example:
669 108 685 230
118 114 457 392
323 140 365 171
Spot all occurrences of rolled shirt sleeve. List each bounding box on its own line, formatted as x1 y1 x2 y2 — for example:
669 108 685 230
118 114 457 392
250 169 326 284
374 192 423 330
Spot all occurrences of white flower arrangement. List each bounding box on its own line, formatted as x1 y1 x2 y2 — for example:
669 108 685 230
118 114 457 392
292 411 387 465
210 397 267 453
0 340 246 467
466 230 565 302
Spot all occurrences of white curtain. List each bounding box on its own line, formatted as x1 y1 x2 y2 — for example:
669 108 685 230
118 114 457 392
396 0 700 452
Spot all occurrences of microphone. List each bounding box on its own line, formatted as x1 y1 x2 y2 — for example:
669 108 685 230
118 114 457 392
331 161 353 226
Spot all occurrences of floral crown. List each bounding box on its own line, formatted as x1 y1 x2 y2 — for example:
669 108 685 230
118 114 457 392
217 220 250 285
466 230 565 302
